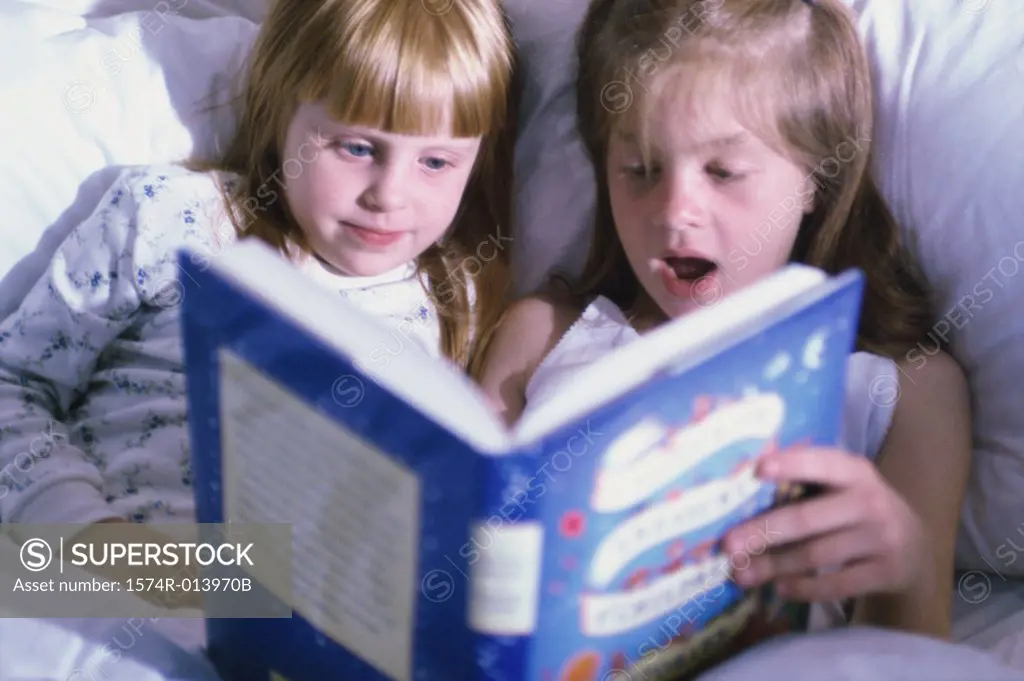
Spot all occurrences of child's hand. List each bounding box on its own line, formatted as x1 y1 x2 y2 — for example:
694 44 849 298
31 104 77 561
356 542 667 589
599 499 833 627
721 447 927 602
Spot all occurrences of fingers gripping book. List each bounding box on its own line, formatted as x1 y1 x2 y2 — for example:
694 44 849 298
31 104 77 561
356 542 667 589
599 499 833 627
178 240 865 681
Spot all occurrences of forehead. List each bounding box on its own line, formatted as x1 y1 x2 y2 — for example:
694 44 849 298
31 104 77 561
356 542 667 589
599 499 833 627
614 62 778 155
650 83 745 150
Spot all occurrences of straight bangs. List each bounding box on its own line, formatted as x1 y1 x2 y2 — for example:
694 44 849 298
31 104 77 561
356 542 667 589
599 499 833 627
298 3 510 139
192 0 517 373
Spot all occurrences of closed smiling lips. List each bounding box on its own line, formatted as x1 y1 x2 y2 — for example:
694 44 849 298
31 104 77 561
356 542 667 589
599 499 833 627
342 221 405 247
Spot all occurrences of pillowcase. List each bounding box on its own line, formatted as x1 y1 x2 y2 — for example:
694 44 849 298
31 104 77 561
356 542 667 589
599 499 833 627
506 0 1024 574
0 3 258 318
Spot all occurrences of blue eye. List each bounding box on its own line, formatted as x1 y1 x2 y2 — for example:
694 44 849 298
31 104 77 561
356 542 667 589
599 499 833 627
424 157 449 171
342 142 373 157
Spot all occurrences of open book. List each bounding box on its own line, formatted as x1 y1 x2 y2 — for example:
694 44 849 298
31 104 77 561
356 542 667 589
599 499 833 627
179 239 865 681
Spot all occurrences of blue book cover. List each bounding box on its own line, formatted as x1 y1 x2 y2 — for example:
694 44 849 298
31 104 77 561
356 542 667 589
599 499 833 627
179 240 864 681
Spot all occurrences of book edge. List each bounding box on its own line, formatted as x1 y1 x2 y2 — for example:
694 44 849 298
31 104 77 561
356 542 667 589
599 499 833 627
182 240 512 454
512 264 833 444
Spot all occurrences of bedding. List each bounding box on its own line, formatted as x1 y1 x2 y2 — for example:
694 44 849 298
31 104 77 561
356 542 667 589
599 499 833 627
1 0 1023 679
952 570 1024 669
696 625 1024 681
0 617 217 681
0 2 258 318
3 597 1024 681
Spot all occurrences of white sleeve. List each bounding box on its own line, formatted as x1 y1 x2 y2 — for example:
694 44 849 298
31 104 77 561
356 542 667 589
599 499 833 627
840 351 899 460
0 171 149 525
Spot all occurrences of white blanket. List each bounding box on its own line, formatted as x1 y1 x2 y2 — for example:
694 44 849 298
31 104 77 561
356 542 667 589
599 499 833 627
2 615 1021 681
0 617 216 681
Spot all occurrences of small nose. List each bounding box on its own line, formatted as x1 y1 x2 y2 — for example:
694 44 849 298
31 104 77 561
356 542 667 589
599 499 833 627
656 166 707 230
363 162 408 212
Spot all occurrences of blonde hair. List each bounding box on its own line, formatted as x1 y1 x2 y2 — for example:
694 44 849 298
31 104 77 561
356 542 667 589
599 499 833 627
573 0 935 359
192 0 518 376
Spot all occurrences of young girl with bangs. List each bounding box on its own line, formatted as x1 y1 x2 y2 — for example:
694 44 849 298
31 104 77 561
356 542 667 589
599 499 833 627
480 0 970 645
0 0 516 554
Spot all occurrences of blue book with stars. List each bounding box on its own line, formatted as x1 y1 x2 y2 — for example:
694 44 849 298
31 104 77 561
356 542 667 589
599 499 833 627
179 238 865 681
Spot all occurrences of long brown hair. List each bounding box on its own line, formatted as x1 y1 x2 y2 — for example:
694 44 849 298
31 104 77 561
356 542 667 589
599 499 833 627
190 0 519 376
572 0 934 359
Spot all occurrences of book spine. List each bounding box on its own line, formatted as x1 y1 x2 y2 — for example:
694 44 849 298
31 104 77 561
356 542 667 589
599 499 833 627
179 250 225 525
465 451 547 680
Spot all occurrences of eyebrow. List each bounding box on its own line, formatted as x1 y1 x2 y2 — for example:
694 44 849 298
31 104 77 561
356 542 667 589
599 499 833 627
615 130 750 152
704 133 749 150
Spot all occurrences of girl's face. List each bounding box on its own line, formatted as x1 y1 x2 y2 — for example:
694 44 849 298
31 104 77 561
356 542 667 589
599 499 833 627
281 102 483 277
606 81 815 322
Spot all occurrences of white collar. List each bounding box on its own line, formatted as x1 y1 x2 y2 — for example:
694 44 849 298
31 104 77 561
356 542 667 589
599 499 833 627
297 251 419 291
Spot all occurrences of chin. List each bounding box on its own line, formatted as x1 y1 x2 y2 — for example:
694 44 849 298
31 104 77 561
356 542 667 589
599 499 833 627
663 299 704 320
335 255 410 278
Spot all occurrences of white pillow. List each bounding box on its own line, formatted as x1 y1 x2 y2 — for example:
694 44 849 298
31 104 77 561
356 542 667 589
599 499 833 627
12 0 268 22
506 0 1024 574
506 1 596 297
0 4 258 317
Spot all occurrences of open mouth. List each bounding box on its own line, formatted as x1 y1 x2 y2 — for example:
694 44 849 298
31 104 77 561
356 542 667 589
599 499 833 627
657 256 721 302
663 256 718 281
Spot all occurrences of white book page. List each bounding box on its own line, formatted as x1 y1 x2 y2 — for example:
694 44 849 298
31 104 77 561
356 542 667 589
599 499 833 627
211 240 511 455
219 350 418 681
511 265 827 445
